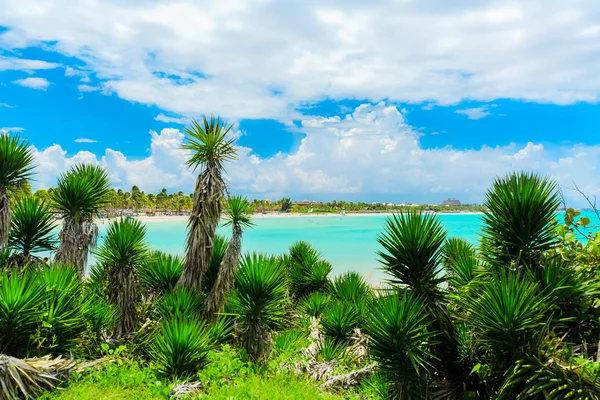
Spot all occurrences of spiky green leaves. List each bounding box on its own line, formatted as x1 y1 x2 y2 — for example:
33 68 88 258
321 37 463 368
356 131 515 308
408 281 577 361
365 290 436 400
138 251 183 295
95 218 150 271
0 133 35 190
182 117 238 172
152 317 213 379
51 164 111 222
481 172 560 270
377 211 447 304
9 196 57 258
286 241 332 299
223 195 254 229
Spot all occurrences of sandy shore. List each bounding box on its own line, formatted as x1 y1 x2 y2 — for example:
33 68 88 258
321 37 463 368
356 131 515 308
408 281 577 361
94 211 483 223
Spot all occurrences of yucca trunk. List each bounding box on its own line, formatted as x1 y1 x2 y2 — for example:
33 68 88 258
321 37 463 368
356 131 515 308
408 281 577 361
54 216 98 277
0 188 11 248
239 321 272 363
204 223 242 322
109 265 139 338
179 164 224 292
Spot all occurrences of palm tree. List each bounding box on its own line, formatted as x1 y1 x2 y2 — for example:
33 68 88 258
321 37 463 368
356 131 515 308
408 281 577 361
9 196 57 267
204 196 254 322
178 117 237 292
52 164 111 276
480 172 560 271
93 218 150 338
0 133 35 248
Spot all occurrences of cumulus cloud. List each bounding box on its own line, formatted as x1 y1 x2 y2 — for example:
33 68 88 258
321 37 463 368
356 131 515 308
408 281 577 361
28 103 600 206
456 106 494 120
0 127 24 134
2 0 600 120
155 113 188 125
0 56 60 71
74 138 98 143
13 77 50 90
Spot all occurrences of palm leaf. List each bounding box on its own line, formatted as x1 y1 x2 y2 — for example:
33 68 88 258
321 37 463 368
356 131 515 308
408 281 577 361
9 196 57 259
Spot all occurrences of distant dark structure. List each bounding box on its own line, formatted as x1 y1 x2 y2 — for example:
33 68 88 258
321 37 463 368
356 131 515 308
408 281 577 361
441 198 462 206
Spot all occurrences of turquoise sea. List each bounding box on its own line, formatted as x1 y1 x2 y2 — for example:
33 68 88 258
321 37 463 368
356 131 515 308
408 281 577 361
95 213 485 283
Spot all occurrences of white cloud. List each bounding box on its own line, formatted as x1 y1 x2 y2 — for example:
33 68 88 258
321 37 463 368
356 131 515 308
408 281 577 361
13 77 50 90
28 103 600 206
2 1 600 119
456 106 494 120
64 66 90 82
0 127 24 134
155 113 188 125
77 84 99 92
0 103 14 108
0 56 60 71
74 138 98 143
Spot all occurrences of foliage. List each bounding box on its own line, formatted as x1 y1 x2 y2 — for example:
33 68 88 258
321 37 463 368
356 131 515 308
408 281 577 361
152 316 214 379
222 195 255 229
201 233 229 294
555 207 600 270
316 335 347 362
0 270 43 356
138 250 183 295
286 241 332 299
321 301 361 342
155 288 204 321
280 197 293 212
480 172 560 270
299 291 331 318
273 329 308 355
377 210 447 305
231 253 288 362
9 196 56 261
365 290 436 399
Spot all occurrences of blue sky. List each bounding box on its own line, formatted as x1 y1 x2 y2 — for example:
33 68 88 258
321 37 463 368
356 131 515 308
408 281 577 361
1 0 600 204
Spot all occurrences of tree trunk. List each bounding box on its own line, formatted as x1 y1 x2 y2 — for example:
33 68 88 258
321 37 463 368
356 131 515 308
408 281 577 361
204 223 242 322
0 188 12 248
109 265 139 339
178 166 224 292
54 216 98 277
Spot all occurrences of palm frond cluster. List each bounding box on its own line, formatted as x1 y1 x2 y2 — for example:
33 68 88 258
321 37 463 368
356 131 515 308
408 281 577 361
1 128 600 399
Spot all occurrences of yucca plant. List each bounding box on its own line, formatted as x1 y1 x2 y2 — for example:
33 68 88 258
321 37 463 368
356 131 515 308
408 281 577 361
377 211 447 305
94 218 150 338
9 196 57 267
461 271 551 376
299 291 331 318
138 251 183 295
273 329 307 355
155 288 204 321
81 292 117 342
316 335 347 362
0 354 61 399
321 301 361 342
286 241 332 300
0 133 36 248
0 270 43 357
230 253 288 362
205 195 254 322
480 172 560 271
179 117 238 293
152 317 213 379
442 238 481 291
201 233 229 295
35 264 85 355
328 271 373 319
365 290 436 400
52 164 111 276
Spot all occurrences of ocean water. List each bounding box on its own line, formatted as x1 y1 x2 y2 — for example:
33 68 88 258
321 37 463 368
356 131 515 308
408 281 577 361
95 213 485 283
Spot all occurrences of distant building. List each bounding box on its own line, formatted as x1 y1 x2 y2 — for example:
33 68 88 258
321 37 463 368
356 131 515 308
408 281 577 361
293 200 316 206
441 198 462 206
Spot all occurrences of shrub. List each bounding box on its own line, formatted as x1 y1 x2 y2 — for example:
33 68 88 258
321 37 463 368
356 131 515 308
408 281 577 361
298 292 331 318
321 301 360 342
138 251 183 295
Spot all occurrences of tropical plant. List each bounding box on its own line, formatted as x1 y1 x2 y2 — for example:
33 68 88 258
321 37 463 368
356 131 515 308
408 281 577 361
205 195 254 322
442 238 481 291
328 271 373 317
0 354 67 399
35 264 85 355
377 211 447 305
365 290 436 400
179 117 237 292
52 164 111 276
230 253 288 362
0 133 36 248
138 251 183 295
94 218 150 338
152 317 213 379
321 301 361 342
315 336 347 362
155 288 204 321
9 196 56 266
201 233 229 295
82 293 118 342
273 329 307 355
299 292 331 318
0 269 43 356
480 172 560 270
286 241 332 300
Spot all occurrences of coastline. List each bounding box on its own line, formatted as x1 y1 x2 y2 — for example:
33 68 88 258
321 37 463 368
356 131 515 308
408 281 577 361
94 211 484 224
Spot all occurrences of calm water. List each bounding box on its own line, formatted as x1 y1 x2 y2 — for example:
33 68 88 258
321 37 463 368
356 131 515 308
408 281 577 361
95 213 485 283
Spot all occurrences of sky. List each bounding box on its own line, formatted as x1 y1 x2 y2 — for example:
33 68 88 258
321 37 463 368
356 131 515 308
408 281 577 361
1 0 600 205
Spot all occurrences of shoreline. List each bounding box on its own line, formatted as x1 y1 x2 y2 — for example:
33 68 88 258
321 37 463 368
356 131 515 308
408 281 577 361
94 211 484 223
